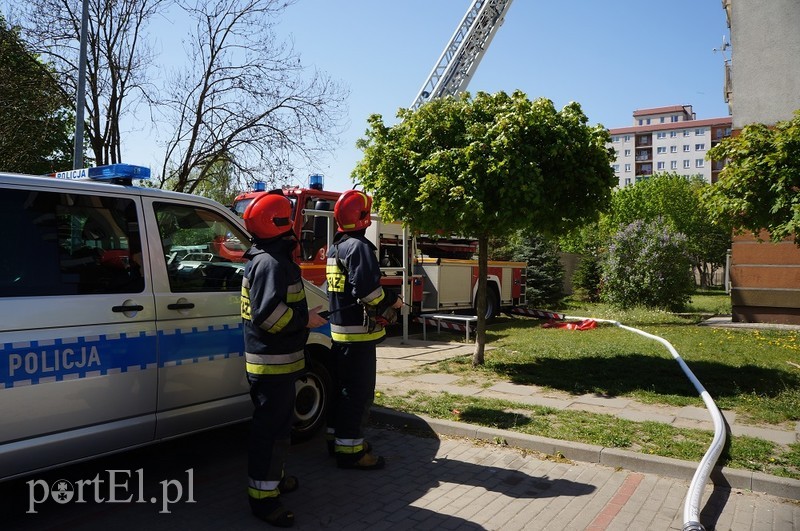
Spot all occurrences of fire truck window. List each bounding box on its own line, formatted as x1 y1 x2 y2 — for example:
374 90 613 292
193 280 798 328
154 202 249 292
0 189 144 297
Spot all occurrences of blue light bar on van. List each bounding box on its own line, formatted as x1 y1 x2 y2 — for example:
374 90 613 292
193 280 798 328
53 164 151 181
253 181 266 192
88 164 151 181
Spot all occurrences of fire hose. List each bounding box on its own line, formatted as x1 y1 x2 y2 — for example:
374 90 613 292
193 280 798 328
513 308 725 531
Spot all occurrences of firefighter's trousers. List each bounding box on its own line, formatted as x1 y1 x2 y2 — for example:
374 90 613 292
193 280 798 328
247 376 296 500
332 341 377 459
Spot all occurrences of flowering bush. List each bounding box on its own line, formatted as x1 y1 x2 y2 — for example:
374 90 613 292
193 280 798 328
601 218 694 310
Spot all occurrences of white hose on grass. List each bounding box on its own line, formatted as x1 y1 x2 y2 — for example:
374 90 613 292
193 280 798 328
561 314 726 531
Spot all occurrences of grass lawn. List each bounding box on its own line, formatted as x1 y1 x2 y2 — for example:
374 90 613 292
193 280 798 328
376 290 800 479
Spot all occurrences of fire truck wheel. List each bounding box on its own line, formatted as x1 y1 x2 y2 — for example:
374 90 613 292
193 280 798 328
482 286 500 320
292 348 333 443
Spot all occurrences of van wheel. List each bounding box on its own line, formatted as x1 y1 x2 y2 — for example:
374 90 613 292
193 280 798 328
292 352 332 443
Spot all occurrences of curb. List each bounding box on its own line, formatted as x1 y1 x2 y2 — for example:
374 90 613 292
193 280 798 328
370 406 800 501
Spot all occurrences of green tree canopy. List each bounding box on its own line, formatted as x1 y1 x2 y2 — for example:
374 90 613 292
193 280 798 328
705 110 800 245
608 173 731 287
355 92 615 235
0 15 72 174
353 91 615 364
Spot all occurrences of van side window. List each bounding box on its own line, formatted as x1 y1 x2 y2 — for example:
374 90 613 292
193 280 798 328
154 202 249 292
0 190 144 297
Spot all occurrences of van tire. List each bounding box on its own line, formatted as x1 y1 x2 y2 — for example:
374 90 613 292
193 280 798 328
292 349 333 443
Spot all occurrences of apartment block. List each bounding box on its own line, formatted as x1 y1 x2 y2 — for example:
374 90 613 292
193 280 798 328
607 105 732 188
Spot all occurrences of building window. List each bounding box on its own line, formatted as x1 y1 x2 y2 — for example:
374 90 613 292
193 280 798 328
671 115 679 122
683 130 690 137
670 145 677 153
624 177 632 186
656 132 667 139
695 143 705 151
624 164 631 172
657 146 666 154
657 161 665 170
660 117 665 123
612 164 620 172
695 128 705 135
683 145 690 152
670 131 677 138
671 161 678 170
646 118 651 125
696 159 704 168
624 135 631 142
612 136 619 142
624 149 631 157
638 119 643 126
684 160 691 169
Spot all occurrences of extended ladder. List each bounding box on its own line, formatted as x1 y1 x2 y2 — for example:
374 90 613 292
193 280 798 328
410 0 514 110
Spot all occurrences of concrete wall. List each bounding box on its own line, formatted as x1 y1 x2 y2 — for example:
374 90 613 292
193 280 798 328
730 0 800 128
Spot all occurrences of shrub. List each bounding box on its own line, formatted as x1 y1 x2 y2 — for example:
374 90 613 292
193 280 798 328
601 218 693 311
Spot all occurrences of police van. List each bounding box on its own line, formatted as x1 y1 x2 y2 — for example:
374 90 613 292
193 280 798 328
0 164 333 480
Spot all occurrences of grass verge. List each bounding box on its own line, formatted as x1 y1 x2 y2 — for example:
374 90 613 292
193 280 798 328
379 291 800 479
374 391 800 480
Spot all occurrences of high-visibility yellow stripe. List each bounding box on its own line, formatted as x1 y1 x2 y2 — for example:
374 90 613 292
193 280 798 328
361 286 384 306
326 263 346 293
286 289 305 303
331 329 385 343
335 441 365 454
241 288 252 320
248 487 280 499
246 358 305 375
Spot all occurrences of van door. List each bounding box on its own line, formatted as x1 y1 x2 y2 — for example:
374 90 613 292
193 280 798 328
0 185 157 479
141 198 252 438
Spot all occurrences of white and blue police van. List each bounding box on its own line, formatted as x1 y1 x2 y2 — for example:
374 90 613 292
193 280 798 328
0 164 333 480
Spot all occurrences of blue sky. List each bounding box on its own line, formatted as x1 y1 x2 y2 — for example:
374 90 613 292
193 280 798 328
124 0 731 192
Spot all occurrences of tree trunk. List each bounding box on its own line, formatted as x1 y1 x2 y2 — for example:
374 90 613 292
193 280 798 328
472 233 488 366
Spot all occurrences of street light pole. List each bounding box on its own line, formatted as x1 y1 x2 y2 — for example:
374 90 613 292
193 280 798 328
73 0 89 169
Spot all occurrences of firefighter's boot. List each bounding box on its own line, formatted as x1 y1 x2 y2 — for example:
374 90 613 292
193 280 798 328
250 497 295 528
336 451 385 470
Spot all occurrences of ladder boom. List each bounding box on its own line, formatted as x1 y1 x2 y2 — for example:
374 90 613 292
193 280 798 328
410 0 514 110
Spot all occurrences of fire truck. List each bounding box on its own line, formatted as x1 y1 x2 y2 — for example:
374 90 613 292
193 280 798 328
231 176 526 319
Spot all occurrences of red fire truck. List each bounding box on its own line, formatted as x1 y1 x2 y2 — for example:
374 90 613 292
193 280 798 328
231 176 526 319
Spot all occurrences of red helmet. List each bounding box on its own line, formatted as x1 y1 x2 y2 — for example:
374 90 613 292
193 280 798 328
334 190 372 232
243 192 293 239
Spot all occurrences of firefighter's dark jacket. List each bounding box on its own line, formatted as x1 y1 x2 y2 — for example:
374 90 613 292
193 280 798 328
241 236 309 380
326 230 398 343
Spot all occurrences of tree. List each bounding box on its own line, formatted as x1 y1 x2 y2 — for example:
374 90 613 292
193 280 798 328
353 91 615 365
12 0 348 192
490 231 565 307
157 0 349 193
705 110 800 245
0 15 73 173
14 0 167 167
608 173 731 288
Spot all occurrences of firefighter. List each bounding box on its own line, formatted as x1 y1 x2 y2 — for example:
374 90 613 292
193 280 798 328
326 190 403 470
241 191 327 527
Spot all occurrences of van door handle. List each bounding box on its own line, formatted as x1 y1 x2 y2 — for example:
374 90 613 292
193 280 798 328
112 304 144 312
167 302 195 310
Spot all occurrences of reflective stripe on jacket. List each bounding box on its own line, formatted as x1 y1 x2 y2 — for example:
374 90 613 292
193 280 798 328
325 231 395 343
241 237 309 379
